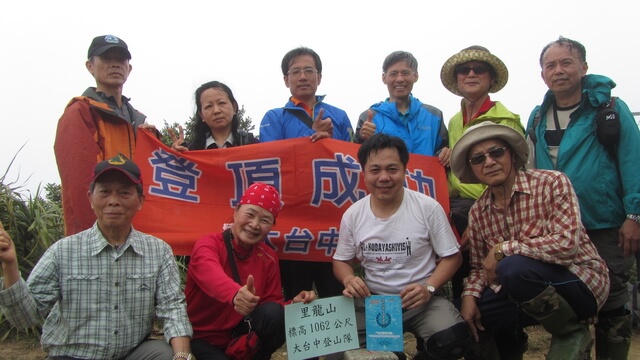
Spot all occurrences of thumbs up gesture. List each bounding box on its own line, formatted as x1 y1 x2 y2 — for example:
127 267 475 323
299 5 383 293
359 110 376 142
233 274 261 316
310 109 334 142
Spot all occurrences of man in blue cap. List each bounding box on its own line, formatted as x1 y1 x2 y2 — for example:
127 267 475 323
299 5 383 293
0 154 194 360
54 35 155 237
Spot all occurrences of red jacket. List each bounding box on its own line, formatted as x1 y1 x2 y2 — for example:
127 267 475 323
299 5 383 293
185 232 287 347
54 88 145 235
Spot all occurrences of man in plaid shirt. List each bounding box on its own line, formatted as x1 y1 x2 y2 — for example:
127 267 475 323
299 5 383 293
0 154 194 360
450 122 609 360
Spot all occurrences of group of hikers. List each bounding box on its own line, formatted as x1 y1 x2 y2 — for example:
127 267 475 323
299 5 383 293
0 33 638 360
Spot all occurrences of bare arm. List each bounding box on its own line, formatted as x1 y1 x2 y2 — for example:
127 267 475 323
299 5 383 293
399 252 462 310
427 252 462 290
333 259 370 298
169 336 192 359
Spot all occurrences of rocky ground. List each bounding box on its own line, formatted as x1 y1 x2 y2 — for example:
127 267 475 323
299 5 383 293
3 326 639 360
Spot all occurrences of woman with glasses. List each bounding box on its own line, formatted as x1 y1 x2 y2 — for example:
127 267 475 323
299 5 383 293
169 81 258 151
439 46 525 305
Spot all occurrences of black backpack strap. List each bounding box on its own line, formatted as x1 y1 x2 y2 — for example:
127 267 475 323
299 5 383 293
284 108 314 129
223 229 241 284
595 96 620 158
527 108 542 145
224 229 253 323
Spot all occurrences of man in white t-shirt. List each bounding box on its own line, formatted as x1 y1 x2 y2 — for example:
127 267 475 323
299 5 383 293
332 134 471 359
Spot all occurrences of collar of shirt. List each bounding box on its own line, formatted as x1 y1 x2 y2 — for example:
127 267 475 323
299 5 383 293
88 223 144 256
462 96 495 124
477 170 532 211
205 132 234 149
290 96 316 117
94 90 131 108
94 90 133 123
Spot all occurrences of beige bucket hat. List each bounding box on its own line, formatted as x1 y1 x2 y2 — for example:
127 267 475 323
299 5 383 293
440 45 508 96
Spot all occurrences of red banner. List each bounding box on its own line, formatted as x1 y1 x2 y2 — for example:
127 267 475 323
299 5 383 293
133 130 449 261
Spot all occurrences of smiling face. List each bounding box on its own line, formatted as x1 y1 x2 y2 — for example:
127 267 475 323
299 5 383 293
468 139 515 187
283 54 321 102
541 43 588 102
232 204 275 249
86 48 132 91
456 61 494 101
89 171 143 232
382 60 418 101
198 87 237 134
363 147 406 207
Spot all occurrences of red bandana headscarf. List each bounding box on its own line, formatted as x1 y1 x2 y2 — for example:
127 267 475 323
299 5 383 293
238 182 282 219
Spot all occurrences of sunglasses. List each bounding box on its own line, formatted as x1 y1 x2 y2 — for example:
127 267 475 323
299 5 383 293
456 64 491 76
469 147 508 165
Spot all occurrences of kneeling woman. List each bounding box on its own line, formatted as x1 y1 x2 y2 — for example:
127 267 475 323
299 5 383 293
185 183 315 360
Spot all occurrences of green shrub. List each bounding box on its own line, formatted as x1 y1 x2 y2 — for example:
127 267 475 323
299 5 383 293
0 156 63 339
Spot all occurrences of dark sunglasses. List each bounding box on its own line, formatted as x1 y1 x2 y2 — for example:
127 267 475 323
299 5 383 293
456 64 491 76
469 147 508 165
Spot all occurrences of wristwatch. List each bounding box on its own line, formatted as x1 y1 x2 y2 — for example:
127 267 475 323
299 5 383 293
494 243 506 261
173 352 195 360
626 214 640 224
423 283 436 295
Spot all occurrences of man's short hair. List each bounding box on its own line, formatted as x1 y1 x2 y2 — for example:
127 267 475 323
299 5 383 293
357 134 410 169
281 47 322 75
383 51 418 73
539 36 587 67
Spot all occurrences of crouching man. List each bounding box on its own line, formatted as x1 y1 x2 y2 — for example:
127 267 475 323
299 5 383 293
451 122 609 359
0 154 194 360
332 134 471 359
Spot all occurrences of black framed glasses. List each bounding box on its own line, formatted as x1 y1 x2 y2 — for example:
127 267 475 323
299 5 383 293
468 147 508 165
456 64 491 76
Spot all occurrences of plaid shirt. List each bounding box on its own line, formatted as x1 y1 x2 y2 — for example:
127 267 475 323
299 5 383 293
463 169 610 309
0 224 192 359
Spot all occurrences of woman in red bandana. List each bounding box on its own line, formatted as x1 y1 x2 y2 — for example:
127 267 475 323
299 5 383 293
185 183 316 360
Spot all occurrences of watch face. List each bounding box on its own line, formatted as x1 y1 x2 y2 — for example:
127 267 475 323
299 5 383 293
427 285 436 293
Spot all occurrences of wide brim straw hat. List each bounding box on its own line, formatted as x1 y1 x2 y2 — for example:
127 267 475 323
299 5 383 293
451 122 528 184
440 45 508 96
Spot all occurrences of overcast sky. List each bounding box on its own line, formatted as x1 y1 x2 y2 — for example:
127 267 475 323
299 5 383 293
1 0 638 195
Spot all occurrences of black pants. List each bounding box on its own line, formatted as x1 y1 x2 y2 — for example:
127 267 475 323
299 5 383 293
191 302 285 360
458 255 598 355
449 196 475 300
279 260 343 300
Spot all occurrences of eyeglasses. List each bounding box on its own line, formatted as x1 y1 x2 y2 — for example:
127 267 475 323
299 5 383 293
287 67 318 77
468 147 508 166
385 70 414 79
456 64 491 76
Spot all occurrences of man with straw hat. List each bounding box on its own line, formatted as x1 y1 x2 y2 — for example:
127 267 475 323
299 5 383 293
450 122 609 359
440 46 524 301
